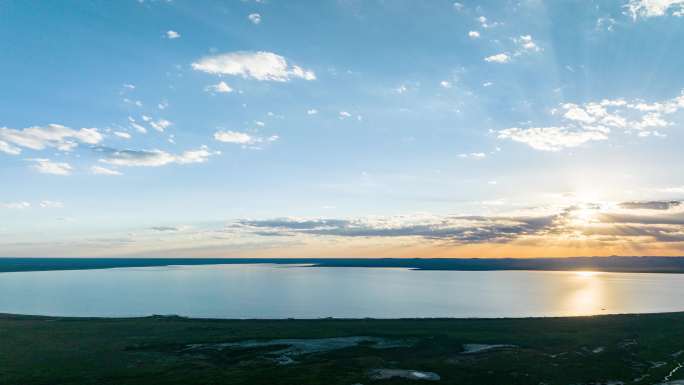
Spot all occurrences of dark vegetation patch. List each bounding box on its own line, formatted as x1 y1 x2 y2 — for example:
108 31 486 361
2 313 684 384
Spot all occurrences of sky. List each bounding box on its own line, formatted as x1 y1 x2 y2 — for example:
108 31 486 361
2 0 684 258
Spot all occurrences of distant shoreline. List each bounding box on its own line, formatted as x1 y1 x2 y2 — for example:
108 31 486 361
2 256 684 274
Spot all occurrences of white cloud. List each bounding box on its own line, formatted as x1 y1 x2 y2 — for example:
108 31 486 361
99 146 219 167
596 17 617 32
395 85 408 94
477 16 499 28
459 152 487 159
113 131 131 139
192 51 316 82
0 140 21 155
500 91 684 151
498 127 608 151
149 119 172 132
453 2 464 11
205 81 233 93
39 200 63 208
248 13 261 24
166 30 181 39
214 131 279 148
0 124 103 155
484 53 510 63
626 0 684 19
307 109 318 115
29 158 73 175
440 80 452 88
483 82 493 87
1 201 30 209
90 165 122 176
131 122 147 134
515 35 541 52
214 131 252 144
468 30 480 38
339 111 352 119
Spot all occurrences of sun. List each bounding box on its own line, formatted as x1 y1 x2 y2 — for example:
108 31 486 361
572 206 597 224
575 271 598 278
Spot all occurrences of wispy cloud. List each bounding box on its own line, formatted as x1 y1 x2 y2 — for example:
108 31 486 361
39 200 64 208
97 146 219 167
214 130 279 148
1 201 31 209
28 158 73 175
90 165 122 176
204 81 233 93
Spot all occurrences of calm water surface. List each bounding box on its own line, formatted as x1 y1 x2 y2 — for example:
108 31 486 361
0 264 682 318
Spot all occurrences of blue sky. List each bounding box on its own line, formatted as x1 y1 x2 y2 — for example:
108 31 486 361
2 0 684 258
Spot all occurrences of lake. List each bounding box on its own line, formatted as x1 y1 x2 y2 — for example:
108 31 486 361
1 264 683 318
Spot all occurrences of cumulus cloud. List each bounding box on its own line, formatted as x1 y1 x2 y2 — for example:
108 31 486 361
90 165 122 176
440 80 452 88
28 158 73 175
192 51 316 82
498 127 608 151
499 91 684 151
484 53 510 63
214 131 253 144
626 0 684 19
468 30 480 38
0 124 103 155
205 81 233 93
166 30 181 39
98 146 218 167
248 13 261 24
307 109 318 115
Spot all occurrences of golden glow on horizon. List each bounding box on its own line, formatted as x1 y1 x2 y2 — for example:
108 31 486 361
575 271 599 278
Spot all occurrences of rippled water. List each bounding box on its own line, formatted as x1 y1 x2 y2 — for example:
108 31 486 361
1 264 682 318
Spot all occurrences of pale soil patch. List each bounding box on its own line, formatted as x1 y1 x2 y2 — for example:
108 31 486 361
461 343 517 354
183 336 415 365
369 368 440 381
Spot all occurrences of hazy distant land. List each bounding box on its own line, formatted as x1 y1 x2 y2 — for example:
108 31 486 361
2 256 684 274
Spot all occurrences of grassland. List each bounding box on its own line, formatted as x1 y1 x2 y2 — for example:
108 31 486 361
2 312 684 385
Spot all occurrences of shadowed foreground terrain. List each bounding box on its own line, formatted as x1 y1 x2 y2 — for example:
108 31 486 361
2 313 684 385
